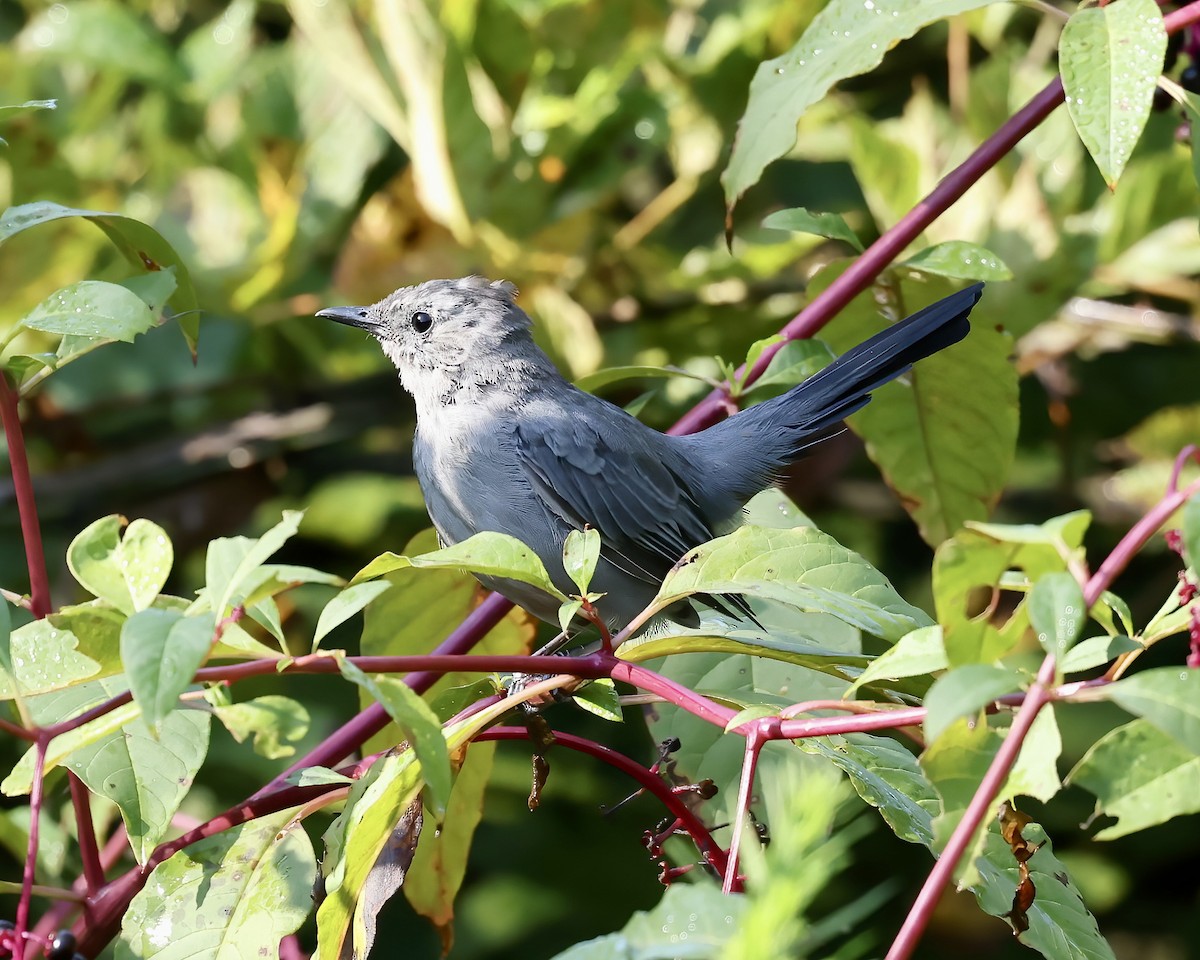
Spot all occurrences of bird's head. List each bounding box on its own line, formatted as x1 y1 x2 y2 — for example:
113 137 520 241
317 276 551 406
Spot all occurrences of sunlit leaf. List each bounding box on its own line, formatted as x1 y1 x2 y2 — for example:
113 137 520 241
213 695 311 760
312 580 393 650
1059 0 1166 187
899 241 1013 281
1027 572 1086 661
1099 666 1200 752
352 530 567 603
723 0 995 216
1067 718 1200 840
762 207 863 251
562 527 601 595
117 810 315 958
22 281 154 343
924 664 1024 743
67 516 172 615
120 609 213 729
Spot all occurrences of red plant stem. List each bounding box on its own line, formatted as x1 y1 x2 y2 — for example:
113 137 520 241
670 82 1066 436
15 740 47 956
0 373 51 618
69 772 105 895
476 726 729 876
609 659 737 728
778 705 927 740
1087 474 1200 608
723 723 768 893
888 471 1200 959
885 656 1055 960
253 590 514 798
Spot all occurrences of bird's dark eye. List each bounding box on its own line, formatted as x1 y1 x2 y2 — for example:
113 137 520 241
411 311 433 334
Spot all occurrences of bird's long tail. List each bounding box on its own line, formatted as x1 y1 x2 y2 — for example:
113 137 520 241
689 282 984 503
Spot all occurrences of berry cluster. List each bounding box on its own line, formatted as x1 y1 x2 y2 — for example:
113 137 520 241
0 924 85 960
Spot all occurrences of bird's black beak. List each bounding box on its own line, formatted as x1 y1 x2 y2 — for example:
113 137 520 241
316 305 381 334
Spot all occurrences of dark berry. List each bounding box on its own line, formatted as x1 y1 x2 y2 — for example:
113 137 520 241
1181 63 1200 94
47 931 76 960
1154 86 1175 112
0 921 13 932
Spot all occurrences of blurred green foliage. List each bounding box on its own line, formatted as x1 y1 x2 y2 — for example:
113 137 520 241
2 0 1200 957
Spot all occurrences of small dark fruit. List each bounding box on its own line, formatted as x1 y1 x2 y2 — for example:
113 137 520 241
1181 63 1200 93
47 930 76 960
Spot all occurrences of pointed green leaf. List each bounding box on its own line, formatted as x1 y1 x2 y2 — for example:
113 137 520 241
1099 666 1200 752
22 281 155 342
1028 572 1086 660
206 511 304 617
1059 0 1166 187
562 527 601 594
898 241 1013 282
762 207 863 251
651 524 931 642
117 810 315 959
722 0 996 214
120 609 213 728
572 678 622 722
4 677 210 863
1060 634 1142 674
924 664 1024 743
213 695 310 760
849 625 947 695
1067 718 1200 840
339 661 453 816
312 581 392 650
352 530 567 603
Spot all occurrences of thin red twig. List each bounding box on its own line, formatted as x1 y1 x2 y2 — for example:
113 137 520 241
0 373 50 618
68 773 105 895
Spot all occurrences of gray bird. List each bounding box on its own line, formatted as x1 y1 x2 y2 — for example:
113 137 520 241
318 277 982 631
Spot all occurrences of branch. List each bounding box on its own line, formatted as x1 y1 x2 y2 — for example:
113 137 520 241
0 373 51 618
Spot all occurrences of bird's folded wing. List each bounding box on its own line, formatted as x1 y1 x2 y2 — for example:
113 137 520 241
513 419 713 589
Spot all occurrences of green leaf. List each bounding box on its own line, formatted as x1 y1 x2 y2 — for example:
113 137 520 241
339 661 453 817
22 280 154 343
762 207 863 251
1005 706 1063 804
1099 666 1200 752
743 340 836 394
1060 634 1142 674
572 678 622 722
4 677 210 863
120 609 213 729
848 625 947 696
67 516 172 615
552 881 742 959
205 511 304 618
898 241 1013 281
799 733 938 845
811 270 1018 547
404 741 495 934
924 664 1024 743
352 530 567 603
1161 78 1200 190
287 766 355 788
723 0 995 215
562 527 601 595
119 266 178 314
1067 718 1200 840
557 598 584 636
312 580 393 650
1028 572 1086 661
0 617 105 700
1059 0 1166 187
117 810 315 960
650 525 931 642
213 696 310 760
972 821 1116 956
358 529 533 755
1182 492 1200 573
0 201 200 355
317 750 424 960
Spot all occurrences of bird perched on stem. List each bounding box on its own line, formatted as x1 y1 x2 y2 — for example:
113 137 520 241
318 278 982 630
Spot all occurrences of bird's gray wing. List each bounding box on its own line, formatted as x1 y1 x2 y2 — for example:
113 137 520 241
513 416 713 588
